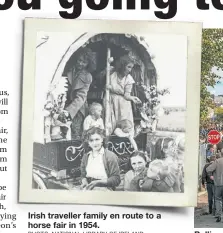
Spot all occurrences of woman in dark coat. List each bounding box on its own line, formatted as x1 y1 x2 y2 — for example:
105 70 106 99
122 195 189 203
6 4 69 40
64 48 96 140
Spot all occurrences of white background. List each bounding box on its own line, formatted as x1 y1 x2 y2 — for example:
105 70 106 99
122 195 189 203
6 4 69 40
146 34 187 107
0 0 222 232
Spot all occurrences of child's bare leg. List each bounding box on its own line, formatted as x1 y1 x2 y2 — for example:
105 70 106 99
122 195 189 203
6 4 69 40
129 136 138 151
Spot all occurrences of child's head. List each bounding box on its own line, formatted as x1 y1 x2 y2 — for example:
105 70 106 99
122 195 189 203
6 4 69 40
147 159 169 180
116 119 133 133
89 102 103 118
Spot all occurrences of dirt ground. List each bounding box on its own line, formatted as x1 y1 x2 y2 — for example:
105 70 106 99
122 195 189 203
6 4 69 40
197 192 208 209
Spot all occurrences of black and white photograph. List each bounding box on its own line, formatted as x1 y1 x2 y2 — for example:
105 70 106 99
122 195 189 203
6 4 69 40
19 19 202 206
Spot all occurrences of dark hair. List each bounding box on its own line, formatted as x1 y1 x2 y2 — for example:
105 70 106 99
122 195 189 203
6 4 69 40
154 137 174 160
127 151 148 171
82 127 106 148
115 55 135 75
78 48 97 73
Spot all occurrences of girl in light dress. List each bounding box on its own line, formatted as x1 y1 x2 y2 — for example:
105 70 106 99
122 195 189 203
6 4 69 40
106 55 141 135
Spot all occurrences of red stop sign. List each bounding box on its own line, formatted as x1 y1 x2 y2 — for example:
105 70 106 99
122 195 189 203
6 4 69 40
207 130 221 145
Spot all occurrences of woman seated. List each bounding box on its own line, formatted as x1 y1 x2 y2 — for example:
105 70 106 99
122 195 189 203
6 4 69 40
80 127 121 191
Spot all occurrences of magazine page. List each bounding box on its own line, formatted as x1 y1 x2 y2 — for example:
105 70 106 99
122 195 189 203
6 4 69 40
0 1 223 233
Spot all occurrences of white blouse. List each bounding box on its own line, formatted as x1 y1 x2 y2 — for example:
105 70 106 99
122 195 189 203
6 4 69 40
83 115 104 131
86 147 108 180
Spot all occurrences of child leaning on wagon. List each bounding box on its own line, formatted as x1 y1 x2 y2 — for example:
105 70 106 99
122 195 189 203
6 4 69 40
83 102 104 131
114 119 138 151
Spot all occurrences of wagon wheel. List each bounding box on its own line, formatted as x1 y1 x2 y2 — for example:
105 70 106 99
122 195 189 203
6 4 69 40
32 172 47 189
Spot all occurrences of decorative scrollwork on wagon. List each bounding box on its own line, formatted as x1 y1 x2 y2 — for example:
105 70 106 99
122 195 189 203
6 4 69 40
107 141 135 156
65 145 85 162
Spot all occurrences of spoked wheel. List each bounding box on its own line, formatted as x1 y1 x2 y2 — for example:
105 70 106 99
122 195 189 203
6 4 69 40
32 172 47 189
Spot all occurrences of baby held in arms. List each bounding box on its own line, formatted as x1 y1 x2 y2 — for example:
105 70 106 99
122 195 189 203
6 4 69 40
114 119 138 151
83 102 104 131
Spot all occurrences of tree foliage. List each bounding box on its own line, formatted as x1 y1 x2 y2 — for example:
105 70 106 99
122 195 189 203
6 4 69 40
215 106 223 122
200 29 223 126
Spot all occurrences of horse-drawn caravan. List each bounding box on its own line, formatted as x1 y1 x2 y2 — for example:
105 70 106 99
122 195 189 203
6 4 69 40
32 32 176 190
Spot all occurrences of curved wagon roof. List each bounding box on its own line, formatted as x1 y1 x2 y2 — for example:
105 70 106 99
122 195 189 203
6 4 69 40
34 32 157 143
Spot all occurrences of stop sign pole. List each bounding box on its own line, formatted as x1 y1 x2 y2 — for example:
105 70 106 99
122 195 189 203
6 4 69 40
207 130 221 145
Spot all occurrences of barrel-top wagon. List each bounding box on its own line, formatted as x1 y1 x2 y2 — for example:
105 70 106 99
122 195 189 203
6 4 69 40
32 32 183 190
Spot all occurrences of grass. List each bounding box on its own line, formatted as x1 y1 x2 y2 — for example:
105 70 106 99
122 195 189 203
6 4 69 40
157 111 186 131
